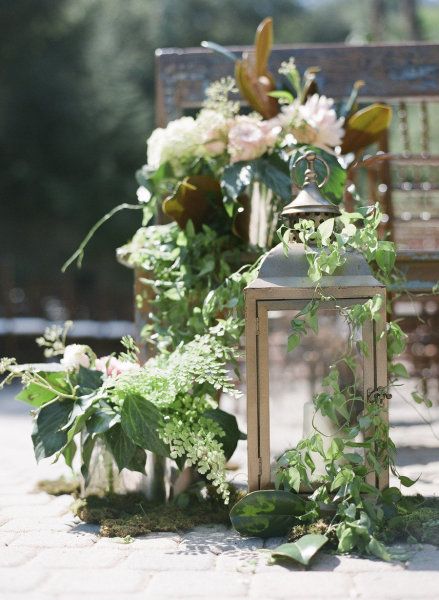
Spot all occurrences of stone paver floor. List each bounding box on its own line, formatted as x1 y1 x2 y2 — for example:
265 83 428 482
1 380 439 599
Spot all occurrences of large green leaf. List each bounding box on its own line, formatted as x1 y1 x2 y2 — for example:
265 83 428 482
272 534 328 566
291 147 346 205
121 393 169 456
76 367 103 395
105 424 146 473
255 156 291 203
204 408 246 460
17 372 68 408
162 175 223 230
230 490 306 538
87 404 120 434
221 162 254 203
32 400 74 461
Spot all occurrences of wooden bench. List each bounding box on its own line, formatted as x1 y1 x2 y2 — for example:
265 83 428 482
150 42 439 395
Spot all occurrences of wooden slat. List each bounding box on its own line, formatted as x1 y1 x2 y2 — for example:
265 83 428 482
156 43 439 125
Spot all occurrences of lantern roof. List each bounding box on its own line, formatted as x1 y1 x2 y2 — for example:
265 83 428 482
282 151 341 222
247 244 384 293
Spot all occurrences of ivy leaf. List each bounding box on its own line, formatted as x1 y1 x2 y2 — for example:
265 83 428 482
375 241 396 274
287 333 301 352
391 363 409 378
105 424 146 474
272 534 328 567
204 408 246 460
230 490 306 538
317 218 334 244
32 400 74 461
399 475 419 488
121 393 169 457
367 537 392 562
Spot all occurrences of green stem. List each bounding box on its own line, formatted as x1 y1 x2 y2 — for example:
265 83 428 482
62 203 144 272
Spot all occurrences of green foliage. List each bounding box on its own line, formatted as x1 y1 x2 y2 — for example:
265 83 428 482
272 534 328 567
119 222 257 352
230 201 437 565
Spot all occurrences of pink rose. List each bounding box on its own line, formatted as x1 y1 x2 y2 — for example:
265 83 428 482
95 356 139 378
228 117 269 163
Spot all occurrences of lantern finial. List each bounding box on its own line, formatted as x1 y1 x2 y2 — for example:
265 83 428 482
282 151 341 238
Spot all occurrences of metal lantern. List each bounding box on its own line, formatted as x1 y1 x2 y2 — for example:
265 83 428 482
245 152 388 493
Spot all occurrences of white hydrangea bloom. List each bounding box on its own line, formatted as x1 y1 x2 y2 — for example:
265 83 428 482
146 117 204 175
61 344 90 371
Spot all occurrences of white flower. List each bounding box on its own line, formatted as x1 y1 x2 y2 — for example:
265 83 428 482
279 94 345 151
227 116 275 163
147 117 203 174
136 186 151 204
61 344 90 371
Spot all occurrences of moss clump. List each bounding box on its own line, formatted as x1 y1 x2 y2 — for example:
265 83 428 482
36 477 81 497
381 496 439 546
288 519 337 547
72 491 234 538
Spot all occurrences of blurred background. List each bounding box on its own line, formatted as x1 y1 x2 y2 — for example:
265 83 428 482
1 0 439 361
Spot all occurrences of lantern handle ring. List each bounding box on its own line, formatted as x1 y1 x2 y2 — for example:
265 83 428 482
293 151 330 189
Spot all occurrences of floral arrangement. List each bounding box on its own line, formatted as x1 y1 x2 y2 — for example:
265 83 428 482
129 17 391 248
6 17 435 568
1 323 245 502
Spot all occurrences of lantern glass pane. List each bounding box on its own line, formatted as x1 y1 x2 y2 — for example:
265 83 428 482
267 307 364 474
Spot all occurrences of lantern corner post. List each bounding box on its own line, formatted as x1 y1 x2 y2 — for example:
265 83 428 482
245 290 260 492
376 289 389 490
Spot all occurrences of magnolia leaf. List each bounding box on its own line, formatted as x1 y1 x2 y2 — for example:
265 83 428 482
272 534 328 566
204 408 246 461
255 156 291 202
121 393 169 457
291 147 346 204
234 18 278 119
255 17 273 77
230 490 306 538
162 176 223 231
341 104 393 154
232 193 251 242
32 400 74 461
221 162 254 202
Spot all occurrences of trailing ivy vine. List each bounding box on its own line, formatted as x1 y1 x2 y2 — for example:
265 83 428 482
230 202 434 566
